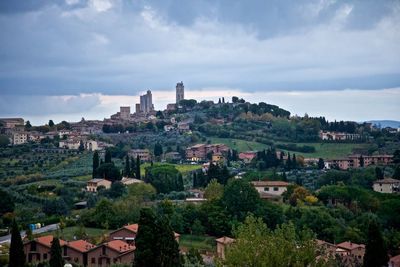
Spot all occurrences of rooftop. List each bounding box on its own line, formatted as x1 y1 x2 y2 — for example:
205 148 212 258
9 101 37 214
34 235 66 248
104 240 135 253
66 240 95 252
336 241 365 251
251 180 289 187
374 178 400 184
216 236 235 244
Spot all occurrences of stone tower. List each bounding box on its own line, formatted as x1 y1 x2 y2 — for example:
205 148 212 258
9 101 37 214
176 81 184 104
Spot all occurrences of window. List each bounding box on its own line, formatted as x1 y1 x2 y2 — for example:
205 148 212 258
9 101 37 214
264 187 269 191
43 253 47 260
273 187 279 191
91 258 96 264
30 242 37 251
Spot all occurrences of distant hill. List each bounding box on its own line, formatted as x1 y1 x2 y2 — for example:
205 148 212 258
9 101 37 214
366 120 400 128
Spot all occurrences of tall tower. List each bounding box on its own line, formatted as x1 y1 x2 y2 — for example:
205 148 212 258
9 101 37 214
140 90 154 114
176 81 184 104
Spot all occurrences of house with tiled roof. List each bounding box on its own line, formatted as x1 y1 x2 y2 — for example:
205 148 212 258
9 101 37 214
336 241 365 265
373 178 400 194
389 254 400 267
24 235 66 263
251 180 289 200
108 223 180 245
63 240 95 266
86 240 135 267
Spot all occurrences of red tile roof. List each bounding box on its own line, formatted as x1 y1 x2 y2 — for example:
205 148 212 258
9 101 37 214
390 254 400 264
35 235 66 248
336 241 365 251
66 240 95 252
104 240 135 253
124 223 139 233
251 181 289 187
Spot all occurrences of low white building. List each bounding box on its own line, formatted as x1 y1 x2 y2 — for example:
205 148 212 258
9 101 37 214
373 178 400 194
12 132 28 145
251 180 289 200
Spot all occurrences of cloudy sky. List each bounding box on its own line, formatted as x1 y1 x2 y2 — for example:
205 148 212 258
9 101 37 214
0 0 399 124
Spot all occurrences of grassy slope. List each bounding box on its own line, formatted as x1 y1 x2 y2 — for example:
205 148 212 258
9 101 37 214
140 163 202 176
179 234 216 252
37 226 108 242
208 137 369 159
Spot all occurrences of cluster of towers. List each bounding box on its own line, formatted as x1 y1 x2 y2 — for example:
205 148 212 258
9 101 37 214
135 82 184 115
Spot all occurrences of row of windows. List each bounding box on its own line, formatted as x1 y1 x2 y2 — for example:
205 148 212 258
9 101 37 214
264 187 279 192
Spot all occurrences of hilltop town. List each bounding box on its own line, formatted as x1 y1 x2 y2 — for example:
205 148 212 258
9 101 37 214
0 82 399 267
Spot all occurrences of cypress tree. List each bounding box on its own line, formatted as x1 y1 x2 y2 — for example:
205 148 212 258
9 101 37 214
134 208 181 267
364 221 388 267
92 151 99 178
136 156 141 179
124 155 130 176
105 149 112 163
292 154 297 169
49 237 64 267
130 156 136 177
9 219 25 267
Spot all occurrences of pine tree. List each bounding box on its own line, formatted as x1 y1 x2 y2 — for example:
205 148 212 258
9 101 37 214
9 219 25 267
92 151 100 178
363 221 388 267
124 155 130 176
49 237 64 267
136 156 141 179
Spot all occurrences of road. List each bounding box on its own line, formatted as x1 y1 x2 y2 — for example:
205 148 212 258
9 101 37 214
0 223 59 244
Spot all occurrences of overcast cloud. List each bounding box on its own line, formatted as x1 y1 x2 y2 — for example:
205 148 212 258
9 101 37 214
0 0 399 122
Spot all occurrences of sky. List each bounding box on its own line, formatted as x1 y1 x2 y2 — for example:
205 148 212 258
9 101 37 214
0 0 399 124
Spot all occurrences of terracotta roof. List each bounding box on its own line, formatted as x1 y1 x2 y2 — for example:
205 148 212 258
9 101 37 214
124 224 139 233
66 240 95 252
390 254 400 264
374 178 400 184
336 241 365 251
35 235 66 248
251 181 289 187
104 240 135 253
216 236 235 244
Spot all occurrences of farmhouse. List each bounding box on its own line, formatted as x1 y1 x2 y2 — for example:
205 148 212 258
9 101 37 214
86 178 112 192
251 180 289 200
373 178 400 194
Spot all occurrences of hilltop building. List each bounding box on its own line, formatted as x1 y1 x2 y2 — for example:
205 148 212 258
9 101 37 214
176 81 184 104
139 90 154 114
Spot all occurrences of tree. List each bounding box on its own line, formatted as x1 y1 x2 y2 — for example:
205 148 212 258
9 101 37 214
375 167 384 180
393 150 400 164
105 149 112 163
96 163 121 182
0 188 14 216
25 120 32 129
154 143 163 158
317 158 325 170
363 221 389 267
0 134 10 147
222 179 260 221
48 120 55 127
49 237 64 267
9 219 25 267
359 155 364 167
221 215 318 267
78 140 84 152
136 156 141 179
134 208 181 267
130 156 136 177
393 165 400 179
191 219 205 235
204 179 224 200
92 151 100 178
124 155 131 176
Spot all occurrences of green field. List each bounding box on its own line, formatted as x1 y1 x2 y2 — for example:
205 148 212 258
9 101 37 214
276 142 370 159
208 137 267 152
179 234 216 252
37 226 108 243
140 163 202 175
208 137 369 159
